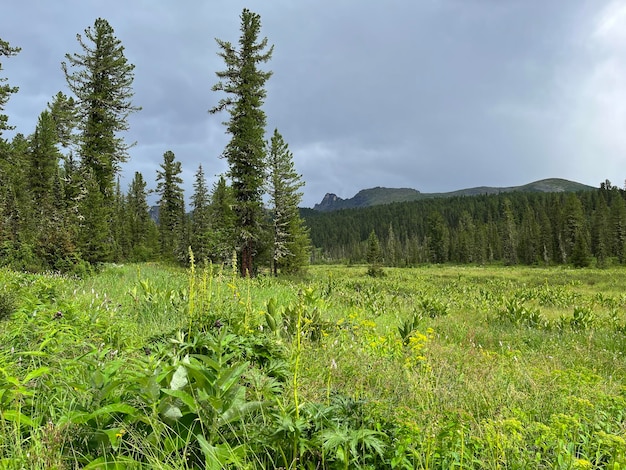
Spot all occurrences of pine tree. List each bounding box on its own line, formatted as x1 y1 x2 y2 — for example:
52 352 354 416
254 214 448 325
47 91 77 149
266 129 310 275
126 171 155 261
0 38 20 136
210 9 273 277
63 18 140 198
77 170 111 263
366 230 383 277
610 194 626 262
29 111 62 209
190 165 212 263
427 211 449 263
208 176 236 264
63 19 139 263
156 150 185 262
501 198 518 265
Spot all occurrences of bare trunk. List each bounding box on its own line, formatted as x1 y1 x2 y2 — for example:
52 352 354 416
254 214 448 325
241 243 253 277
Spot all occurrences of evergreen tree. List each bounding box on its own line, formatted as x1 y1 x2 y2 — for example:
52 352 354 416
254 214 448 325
518 206 540 265
77 170 111 263
610 194 626 262
29 111 62 209
126 171 155 261
0 38 20 136
208 176 236 264
563 194 588 264
27 110 79 270
156 150 185 262
63 18 140 198
190 165 212 263
426 211 449 263
111 178 127 260
501 198 518 265
366 230 384 276
210 9 273 277
591 197 610 267
63 19 139 262
457 211 476 264
266 129 310 275
47 91 77 149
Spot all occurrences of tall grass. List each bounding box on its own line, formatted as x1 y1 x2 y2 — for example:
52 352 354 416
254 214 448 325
1 263 625 468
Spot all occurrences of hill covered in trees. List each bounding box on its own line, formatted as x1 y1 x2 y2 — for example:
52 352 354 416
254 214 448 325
313 178 596 211
302 180 623 267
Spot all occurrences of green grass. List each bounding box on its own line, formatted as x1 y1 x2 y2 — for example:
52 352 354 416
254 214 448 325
1 263 625 468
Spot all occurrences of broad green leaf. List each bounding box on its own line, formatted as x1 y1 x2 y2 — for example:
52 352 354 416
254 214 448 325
170 364 188 390
196 435 245 470
89 403 138 419
161 388 198 412
1 409 37 427
23 366 50 383
161 403 183 421
216 362 247 393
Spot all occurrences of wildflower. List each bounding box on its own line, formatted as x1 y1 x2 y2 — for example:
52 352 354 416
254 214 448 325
573 459 592 470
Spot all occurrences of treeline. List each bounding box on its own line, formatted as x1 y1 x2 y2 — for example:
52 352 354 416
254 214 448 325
0 12 309 276
303 181 626 267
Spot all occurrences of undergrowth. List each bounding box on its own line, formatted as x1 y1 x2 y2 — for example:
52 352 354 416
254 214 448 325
1 263 625 468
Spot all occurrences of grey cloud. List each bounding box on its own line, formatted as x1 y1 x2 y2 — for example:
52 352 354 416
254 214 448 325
2 0 622 208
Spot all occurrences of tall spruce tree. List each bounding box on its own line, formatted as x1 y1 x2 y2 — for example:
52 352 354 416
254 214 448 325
210 9 273 277
63 18 140 198
266 129 310 275
126 171 155 261
366 230 383 277
190 165 212 263
63 18 140 262
29 111 62 209
156 150 185 262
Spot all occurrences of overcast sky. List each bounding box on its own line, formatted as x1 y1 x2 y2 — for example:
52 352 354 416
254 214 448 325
2 1 626 207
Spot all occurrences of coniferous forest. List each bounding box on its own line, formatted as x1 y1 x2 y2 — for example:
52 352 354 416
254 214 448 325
303 181 626 268
0 12 309 277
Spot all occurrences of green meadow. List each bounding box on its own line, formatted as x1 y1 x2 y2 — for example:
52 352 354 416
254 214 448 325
1 263 625 469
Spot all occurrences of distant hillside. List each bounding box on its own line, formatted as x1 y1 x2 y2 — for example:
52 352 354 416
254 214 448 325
312 178 595 212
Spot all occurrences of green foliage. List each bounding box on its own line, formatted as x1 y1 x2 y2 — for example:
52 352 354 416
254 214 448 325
267 129 311 275
498 298 547 328
210 8 273 277
62 17 140 199
0 289 15 321
3 257 626 467
304 184 626 268
366 230 384 277
156 150 186 263
190 165 212 264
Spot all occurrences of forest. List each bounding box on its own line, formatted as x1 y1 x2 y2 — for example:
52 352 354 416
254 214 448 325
303 181 626 269
0 12 309 278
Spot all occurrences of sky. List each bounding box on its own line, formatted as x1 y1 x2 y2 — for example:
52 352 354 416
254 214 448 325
2 0 626 208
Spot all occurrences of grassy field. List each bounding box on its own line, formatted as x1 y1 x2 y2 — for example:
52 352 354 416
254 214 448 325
1 262 625 468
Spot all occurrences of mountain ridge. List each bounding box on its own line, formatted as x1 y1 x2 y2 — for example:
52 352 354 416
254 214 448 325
312 178 596 212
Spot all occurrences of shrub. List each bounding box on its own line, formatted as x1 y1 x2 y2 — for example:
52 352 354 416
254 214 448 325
0 290 16 321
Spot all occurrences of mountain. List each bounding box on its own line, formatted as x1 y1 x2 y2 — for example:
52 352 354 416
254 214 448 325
312 178 596 212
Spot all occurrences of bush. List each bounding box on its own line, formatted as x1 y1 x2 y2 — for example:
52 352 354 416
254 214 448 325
0 290 16 321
